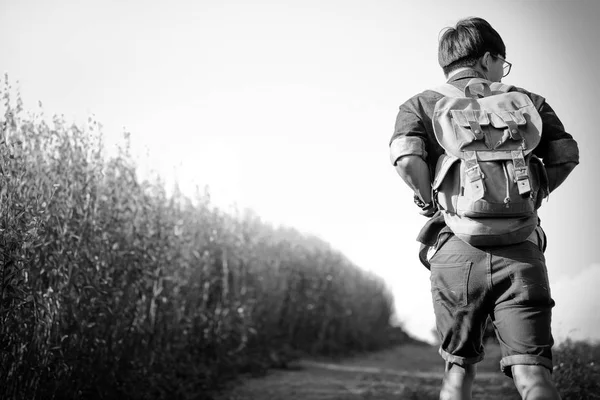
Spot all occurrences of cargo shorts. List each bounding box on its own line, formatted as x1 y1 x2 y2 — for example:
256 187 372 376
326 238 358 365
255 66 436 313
428 226 555 377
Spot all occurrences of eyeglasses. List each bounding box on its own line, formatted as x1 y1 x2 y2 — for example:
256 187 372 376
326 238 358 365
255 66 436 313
496 55 512 77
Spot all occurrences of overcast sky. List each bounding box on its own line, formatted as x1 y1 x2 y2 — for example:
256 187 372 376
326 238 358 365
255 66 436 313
1 0 598 344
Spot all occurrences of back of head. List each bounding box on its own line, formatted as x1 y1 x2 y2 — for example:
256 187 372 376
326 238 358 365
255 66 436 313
438 17 506 76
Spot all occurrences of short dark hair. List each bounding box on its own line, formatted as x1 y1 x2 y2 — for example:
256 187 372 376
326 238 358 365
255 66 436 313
438 17 506 76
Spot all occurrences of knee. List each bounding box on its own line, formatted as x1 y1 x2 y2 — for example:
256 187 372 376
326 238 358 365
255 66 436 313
512 365 561 400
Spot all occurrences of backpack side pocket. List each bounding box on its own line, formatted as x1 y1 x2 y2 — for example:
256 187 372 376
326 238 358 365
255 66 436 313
529 155 549 210
433 154 461 213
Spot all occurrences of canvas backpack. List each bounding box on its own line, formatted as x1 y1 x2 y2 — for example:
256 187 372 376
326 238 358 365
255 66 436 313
431 78 549 246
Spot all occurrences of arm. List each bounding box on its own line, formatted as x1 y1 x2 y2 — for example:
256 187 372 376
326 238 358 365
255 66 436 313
389 98 436 216
395 155 432 204
546 162 577 193
528 95 580 193
395 155 436 217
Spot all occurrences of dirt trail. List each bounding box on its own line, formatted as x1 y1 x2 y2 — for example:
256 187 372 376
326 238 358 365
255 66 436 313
215 342 522 400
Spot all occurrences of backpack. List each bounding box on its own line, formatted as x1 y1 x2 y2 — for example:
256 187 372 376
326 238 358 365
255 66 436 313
430 78 549 246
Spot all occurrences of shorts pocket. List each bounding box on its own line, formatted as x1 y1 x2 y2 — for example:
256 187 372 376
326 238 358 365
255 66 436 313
507 260 552 304
430 262 472 307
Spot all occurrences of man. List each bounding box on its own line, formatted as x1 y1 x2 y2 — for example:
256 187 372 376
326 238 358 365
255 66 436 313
389 17 579 400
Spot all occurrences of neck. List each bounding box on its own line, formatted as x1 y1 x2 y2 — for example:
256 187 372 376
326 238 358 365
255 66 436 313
447 67 471 79
446 66 488 80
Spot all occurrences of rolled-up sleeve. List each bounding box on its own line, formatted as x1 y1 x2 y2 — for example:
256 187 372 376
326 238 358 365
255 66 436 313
389 99 429 166
389 136 427 165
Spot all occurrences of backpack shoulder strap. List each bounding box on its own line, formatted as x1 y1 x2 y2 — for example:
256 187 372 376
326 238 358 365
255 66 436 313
431 82 515 98
430 83 464 98
489 82 515 94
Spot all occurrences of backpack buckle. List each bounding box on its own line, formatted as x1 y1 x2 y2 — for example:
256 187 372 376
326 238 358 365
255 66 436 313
465 164 484 182
464 152 485 200
511 150 531 195
514 167 528 181
465 165 485 201
514 167 531 194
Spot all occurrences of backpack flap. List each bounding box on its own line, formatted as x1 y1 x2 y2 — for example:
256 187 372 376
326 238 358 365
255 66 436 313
434 89 542 156
450 110 493 150
451 110 489 140
488 110 539 151
433 102 493 158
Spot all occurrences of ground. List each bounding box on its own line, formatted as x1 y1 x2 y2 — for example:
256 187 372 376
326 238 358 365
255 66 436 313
214 342 522 400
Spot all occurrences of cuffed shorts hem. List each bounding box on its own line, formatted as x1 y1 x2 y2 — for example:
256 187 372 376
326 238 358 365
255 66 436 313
439 347 484 367
500 354 554 378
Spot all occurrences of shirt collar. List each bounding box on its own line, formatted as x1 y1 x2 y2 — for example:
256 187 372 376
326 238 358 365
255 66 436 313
447 69 486 83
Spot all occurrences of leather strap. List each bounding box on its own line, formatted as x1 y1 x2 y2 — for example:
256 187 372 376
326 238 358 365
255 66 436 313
511 150 531 195
464 151 485 200
500 111 523 141
463 110 485 141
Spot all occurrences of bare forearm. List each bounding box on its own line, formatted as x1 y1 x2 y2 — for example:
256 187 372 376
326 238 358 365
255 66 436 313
394 155 432 203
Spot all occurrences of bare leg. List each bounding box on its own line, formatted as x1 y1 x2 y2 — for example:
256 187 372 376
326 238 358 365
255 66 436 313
512 365 561 400
439 362 476 400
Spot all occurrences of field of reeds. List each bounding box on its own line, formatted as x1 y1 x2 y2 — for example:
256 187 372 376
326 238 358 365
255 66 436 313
553 339 600 399
0 75 408 400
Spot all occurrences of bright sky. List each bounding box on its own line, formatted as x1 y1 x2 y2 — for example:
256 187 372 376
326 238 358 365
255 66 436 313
2 0 599 344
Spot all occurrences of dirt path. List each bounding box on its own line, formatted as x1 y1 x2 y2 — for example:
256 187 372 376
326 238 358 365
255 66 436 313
215 342 522 400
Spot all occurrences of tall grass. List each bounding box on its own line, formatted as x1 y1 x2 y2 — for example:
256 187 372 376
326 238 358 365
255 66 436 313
553 339 600 399
0 75 402 400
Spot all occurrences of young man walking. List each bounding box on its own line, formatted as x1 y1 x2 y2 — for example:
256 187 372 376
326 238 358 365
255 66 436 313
389 18 579 400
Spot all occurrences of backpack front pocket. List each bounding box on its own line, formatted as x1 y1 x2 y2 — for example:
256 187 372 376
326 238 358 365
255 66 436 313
450 110 491 150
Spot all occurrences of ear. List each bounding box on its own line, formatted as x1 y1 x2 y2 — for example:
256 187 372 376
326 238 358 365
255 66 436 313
481 51 493 70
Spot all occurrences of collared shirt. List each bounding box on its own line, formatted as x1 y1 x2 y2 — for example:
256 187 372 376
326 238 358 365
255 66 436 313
389 69 580 246
390 69 579 175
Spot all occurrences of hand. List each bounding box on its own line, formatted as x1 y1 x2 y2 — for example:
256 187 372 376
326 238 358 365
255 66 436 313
419 203 437 217
414 194 437 217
